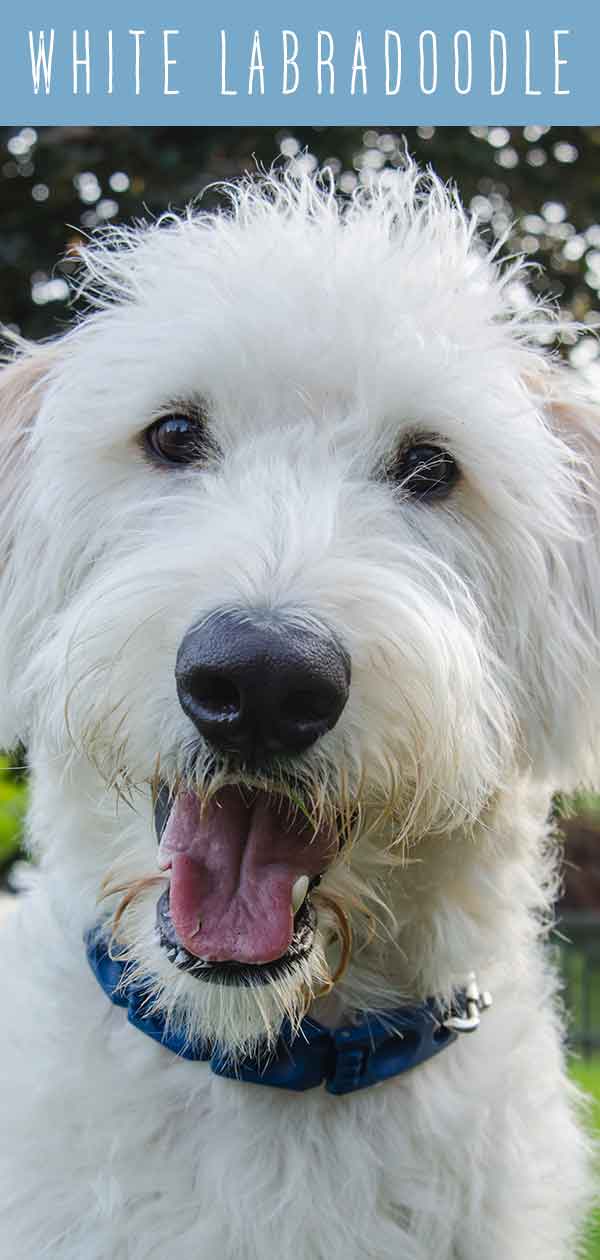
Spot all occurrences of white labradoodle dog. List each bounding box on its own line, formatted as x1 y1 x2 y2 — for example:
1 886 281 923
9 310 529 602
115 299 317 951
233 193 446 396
0 169 597 1258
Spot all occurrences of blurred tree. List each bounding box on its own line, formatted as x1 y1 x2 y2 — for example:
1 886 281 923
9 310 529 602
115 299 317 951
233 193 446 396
0 125 600 381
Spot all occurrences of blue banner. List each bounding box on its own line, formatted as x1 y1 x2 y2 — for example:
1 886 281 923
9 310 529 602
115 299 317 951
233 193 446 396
2 2 596 124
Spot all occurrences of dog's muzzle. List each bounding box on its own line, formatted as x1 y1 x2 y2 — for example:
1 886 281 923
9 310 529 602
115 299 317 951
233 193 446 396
151 611 351 986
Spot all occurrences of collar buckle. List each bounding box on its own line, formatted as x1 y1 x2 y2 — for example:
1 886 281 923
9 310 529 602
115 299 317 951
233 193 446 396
443 972 493 1034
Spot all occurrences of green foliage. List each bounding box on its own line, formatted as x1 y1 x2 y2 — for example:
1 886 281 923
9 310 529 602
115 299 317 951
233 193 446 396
555 788 600 820
570 1058 600 1258
572 1057 600 1131
0 755 26 868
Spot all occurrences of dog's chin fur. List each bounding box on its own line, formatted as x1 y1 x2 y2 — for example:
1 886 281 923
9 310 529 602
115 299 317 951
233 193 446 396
115 886 333 1060
0 166 599 1258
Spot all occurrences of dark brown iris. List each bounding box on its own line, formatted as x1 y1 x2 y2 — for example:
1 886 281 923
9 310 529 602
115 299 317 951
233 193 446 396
143 413 206 466
389 442 459 500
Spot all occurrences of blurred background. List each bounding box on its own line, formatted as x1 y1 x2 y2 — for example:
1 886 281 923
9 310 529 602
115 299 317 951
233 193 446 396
4 124 600 372
0 123 598 1248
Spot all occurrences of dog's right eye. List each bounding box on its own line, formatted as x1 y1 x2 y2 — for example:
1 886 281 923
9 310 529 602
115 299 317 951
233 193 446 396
385 442 460 501
143 415 204 467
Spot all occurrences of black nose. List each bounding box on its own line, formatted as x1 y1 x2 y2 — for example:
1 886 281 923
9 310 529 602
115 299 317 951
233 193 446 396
175 611 350 758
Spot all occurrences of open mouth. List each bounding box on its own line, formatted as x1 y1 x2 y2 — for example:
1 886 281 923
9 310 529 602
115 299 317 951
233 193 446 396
153 784 339 986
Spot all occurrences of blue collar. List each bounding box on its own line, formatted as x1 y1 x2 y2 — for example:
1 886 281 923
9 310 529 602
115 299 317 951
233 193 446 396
85 930 482 1096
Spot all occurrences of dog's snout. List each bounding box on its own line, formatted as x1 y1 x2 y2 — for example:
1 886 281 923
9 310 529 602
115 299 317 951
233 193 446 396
175 611 350 758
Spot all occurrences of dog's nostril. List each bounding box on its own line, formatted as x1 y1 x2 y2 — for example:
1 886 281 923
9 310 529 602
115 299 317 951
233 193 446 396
192 675 241 718
281 689 335 725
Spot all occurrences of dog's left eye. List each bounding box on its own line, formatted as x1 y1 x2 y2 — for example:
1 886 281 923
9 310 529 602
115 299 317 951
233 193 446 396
389 443 459 500
143 414 205 467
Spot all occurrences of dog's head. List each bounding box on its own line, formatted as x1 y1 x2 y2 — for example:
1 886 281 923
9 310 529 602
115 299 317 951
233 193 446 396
1 170 599 1054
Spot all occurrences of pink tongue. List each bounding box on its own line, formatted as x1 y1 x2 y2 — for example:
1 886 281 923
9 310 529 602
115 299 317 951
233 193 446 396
158 788 337 964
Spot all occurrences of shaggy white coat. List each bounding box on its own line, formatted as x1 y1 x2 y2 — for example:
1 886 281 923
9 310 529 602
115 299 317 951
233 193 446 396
0 169 597 1258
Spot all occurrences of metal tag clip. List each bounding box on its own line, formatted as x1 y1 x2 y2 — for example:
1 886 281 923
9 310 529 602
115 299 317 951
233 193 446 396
443 972 493 1034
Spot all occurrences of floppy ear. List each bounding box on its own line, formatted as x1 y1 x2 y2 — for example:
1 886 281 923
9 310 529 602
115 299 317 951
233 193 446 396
521 365 600 784
0 338 59 747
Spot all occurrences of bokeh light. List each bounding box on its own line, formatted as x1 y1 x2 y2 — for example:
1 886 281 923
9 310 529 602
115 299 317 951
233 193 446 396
0 125 598 385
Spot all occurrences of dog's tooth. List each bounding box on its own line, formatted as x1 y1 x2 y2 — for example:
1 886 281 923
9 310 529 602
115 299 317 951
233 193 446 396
175 950 189 967
166 947 177 961
291 875 310 914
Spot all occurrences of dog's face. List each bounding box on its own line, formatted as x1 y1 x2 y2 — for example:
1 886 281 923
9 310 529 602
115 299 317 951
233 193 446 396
1 171 599 1053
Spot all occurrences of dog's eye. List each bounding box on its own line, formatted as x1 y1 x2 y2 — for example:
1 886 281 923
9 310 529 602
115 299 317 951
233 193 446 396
389 443 459 500
143 414 204 467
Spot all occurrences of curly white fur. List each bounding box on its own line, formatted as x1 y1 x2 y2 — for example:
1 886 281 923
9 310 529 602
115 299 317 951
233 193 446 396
0 167 597 1258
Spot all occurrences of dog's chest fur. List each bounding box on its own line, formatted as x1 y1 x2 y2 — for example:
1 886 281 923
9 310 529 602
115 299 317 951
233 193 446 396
0 788 590 1260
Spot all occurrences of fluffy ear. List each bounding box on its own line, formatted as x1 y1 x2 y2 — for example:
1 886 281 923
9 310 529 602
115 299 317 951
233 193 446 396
0 338 59 747
522 365 600 784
